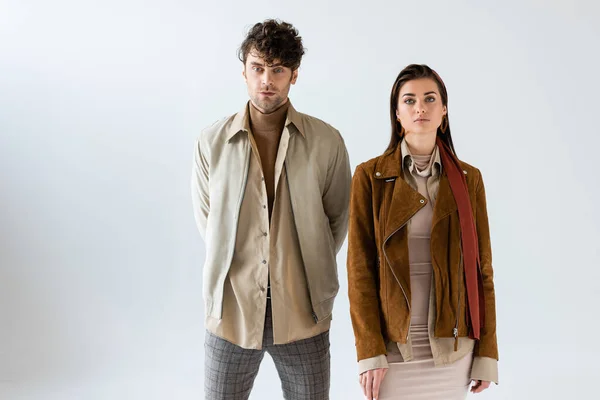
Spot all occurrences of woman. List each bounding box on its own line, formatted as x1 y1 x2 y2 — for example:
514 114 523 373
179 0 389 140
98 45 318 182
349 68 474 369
347 64 499 400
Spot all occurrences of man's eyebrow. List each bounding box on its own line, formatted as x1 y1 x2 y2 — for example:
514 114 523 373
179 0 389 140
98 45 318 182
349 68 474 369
250 62 284 68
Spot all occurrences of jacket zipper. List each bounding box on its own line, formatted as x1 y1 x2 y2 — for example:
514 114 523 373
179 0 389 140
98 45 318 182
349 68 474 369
381 206 423 343
454 248 463 351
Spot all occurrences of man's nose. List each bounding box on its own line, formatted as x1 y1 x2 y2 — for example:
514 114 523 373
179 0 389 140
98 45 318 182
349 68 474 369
262 71 273 88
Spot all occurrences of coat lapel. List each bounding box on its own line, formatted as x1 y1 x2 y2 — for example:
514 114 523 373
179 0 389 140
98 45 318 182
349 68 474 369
384 177 425 240
432 172 458 229
374 147 426 240
375 145 460 240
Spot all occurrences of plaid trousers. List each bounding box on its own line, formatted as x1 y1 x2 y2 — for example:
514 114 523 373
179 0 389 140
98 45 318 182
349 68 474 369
204 300 330 400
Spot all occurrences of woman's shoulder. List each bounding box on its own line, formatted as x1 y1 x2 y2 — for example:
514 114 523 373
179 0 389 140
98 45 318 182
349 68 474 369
458 159 484 186
356 146 400 172
458 160 479 173
355 155 382 172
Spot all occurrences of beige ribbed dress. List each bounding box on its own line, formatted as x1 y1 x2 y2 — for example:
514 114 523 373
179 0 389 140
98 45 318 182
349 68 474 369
378 153 473 400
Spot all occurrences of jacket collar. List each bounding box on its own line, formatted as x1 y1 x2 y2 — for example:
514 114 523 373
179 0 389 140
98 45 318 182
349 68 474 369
375 143 458 238
227 100 305 142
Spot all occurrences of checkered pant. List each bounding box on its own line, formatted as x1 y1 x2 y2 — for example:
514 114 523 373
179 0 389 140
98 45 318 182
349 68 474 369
204 301 330 400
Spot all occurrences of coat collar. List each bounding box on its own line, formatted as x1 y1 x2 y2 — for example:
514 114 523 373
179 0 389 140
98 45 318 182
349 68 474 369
227 100 305 142
375 144 458 238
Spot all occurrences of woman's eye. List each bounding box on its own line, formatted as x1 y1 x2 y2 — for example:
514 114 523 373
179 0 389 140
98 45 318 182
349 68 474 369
404 99 415 104
426 97 435 102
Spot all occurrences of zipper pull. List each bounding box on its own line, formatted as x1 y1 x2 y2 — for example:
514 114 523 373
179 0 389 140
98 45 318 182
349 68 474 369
453 328 459 351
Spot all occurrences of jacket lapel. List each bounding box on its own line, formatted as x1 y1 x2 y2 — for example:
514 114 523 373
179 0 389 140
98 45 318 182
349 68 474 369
432 172 458 229
374 147 426 240
384 177 425 240
376 145 459 239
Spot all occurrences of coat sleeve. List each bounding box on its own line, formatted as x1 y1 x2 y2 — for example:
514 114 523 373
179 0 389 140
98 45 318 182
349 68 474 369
322 133 352 254
347 164 387 362
191 135 210 241
473 169 499 361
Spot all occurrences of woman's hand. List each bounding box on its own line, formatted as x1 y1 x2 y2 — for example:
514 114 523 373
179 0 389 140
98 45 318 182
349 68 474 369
359 368 388 400
470 379 491 394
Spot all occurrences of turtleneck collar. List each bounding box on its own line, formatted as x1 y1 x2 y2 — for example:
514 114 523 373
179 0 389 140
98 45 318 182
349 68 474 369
412 153 434 176
248 100 290 138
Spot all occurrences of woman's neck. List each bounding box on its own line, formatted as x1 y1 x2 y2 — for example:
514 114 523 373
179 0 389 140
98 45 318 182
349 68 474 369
404 132 436 155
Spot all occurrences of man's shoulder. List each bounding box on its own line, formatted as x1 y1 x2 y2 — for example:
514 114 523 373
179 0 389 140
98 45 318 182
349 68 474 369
296 110 344 144
198 113 237 143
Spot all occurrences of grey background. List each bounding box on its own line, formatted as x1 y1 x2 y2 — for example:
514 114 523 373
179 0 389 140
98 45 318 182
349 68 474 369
1 0 599 399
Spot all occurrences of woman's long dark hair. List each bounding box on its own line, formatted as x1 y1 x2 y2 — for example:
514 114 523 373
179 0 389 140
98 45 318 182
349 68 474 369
386 64 457 155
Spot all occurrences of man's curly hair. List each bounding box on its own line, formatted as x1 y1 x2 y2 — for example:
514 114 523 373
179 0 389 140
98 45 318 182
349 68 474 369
238 19 305 71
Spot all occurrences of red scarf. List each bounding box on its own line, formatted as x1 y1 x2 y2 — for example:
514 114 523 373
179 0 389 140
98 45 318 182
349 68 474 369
436 136 485 340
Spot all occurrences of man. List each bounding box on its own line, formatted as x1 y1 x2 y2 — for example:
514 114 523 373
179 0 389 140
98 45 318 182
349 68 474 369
191 19 351 400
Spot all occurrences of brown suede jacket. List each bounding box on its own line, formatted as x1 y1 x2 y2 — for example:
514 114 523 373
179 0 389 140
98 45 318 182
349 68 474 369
347 144 498 363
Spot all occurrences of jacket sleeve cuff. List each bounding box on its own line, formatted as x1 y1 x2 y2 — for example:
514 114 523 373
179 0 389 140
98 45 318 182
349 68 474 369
358 355 389 375
470 356 499 384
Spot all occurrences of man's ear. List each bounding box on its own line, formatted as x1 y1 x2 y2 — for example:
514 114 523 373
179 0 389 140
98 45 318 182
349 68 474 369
290 69 298 85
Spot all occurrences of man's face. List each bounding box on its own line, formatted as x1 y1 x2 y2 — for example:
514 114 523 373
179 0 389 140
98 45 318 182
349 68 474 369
243 50 298 113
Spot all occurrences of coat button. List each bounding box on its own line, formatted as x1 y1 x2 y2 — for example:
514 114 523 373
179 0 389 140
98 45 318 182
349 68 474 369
463 170 467 174
376 172 381 177
420 199 425 204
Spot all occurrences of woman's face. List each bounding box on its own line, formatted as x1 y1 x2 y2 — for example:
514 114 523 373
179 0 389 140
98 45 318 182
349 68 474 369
396 78 447 137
